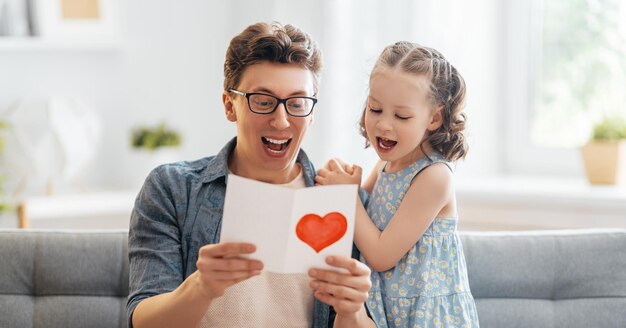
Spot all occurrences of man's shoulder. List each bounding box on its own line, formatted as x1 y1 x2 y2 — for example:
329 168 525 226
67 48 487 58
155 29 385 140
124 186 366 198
151 155 222 185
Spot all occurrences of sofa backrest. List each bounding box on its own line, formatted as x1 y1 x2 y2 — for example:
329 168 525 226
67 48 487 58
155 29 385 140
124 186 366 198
0 230 129 328
461 229 626 328
1 229 625 328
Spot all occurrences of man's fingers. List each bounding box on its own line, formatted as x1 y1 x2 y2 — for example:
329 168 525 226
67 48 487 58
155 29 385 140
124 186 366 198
200 242 256 257
310 269 369 291
326 256 371 276
206 269 262 280
310 279 363 301
308 257 371 291
313 291 361 313
200 257 263 272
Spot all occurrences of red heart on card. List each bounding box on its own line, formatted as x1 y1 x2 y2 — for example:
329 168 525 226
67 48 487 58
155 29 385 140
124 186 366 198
296 212 347 253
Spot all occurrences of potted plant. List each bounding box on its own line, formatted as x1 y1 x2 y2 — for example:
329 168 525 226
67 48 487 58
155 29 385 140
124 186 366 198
130 122 182 189
131 122 181 150
581 117 626 185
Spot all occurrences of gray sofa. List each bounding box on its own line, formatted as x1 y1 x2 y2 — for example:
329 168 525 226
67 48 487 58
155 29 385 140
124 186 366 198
0 230 128 328
0 229 625 328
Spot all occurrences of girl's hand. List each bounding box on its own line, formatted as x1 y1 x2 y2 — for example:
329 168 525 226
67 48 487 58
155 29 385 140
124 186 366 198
316 158 362 186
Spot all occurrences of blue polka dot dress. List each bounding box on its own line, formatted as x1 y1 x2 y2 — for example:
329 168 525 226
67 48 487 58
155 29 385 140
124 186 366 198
364 152 479 328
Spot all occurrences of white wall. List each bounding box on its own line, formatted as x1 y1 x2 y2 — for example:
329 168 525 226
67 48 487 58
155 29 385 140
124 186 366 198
0 0 502 196
1 1 235 194
1 1 622 231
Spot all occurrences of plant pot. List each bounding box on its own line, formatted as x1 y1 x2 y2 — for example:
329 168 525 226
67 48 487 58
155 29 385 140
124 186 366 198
581 140 626 185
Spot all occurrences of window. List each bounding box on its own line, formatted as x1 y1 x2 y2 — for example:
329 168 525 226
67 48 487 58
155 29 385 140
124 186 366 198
504 0 626 176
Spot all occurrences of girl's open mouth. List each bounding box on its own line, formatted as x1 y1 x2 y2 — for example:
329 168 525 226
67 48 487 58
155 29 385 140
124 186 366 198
377 137 397 150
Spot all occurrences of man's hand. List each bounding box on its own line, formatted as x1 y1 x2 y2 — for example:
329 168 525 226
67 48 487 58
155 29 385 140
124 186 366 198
308 256 371 316
316 158 363 186
195 242 264 298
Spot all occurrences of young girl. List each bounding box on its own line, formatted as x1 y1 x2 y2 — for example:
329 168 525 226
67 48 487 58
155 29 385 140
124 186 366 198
316 42 479 327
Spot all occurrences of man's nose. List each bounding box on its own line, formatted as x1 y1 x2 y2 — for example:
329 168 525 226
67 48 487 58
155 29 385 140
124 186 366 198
270 103 290 130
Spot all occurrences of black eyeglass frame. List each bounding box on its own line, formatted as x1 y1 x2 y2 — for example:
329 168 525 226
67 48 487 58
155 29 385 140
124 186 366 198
228 88 318 117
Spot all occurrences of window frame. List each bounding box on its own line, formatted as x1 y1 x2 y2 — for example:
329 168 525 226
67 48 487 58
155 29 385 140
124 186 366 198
503 0 585 177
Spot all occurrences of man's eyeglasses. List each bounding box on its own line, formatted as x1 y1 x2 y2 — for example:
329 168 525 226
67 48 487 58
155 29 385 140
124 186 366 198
228 89 317 117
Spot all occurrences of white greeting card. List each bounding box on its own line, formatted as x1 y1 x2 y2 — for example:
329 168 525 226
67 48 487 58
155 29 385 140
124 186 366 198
220 174 357 273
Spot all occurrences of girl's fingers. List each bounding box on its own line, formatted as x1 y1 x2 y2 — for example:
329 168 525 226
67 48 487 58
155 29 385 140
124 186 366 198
317 167 329 176
326 159 341 172
352 165 363 177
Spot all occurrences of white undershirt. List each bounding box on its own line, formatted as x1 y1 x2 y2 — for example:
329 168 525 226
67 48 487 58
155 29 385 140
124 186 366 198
197 167 311 328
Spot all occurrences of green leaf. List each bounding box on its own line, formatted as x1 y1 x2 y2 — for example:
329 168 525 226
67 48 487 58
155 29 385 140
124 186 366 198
131 122 181 150
592 117 626 140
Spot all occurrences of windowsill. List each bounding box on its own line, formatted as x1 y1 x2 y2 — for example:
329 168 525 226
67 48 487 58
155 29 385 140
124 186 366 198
455 175 626 231
456 175 626 210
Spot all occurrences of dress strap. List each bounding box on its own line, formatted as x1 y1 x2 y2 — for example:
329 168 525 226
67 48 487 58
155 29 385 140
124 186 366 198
408 152 454 182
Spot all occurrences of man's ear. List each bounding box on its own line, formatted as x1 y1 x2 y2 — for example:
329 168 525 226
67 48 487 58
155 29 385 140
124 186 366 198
223 91 237 122
428 106 444 131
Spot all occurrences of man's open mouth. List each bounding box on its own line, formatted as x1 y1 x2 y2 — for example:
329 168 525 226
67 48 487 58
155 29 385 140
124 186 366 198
262 137 292 153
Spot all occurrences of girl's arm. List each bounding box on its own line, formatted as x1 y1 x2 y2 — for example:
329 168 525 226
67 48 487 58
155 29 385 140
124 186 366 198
354 163 454 272
316 160 453 271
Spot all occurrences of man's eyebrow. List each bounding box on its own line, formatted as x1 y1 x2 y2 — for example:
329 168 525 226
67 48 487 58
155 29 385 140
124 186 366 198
253 87 310 97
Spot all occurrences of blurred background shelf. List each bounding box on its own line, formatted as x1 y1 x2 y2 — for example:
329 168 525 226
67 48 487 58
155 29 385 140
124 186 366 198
15 190 136 229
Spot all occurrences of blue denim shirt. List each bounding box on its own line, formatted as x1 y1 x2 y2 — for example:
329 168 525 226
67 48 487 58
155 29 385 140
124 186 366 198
128 137 358 328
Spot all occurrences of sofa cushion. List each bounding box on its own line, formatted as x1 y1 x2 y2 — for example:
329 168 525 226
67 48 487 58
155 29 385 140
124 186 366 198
461 229 626 328
0 230 129 328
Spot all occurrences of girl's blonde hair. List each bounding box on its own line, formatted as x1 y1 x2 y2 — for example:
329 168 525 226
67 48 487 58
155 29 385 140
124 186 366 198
359 41 468 161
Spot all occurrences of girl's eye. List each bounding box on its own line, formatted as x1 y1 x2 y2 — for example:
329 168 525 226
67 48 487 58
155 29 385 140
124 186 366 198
369 108 382 114
395 114 411 120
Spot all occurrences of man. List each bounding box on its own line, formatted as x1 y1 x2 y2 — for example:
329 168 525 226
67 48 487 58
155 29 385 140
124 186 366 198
128 22 374 328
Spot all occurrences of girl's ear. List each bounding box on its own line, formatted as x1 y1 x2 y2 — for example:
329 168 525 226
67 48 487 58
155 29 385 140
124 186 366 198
223 91 237 122
428 106 444 131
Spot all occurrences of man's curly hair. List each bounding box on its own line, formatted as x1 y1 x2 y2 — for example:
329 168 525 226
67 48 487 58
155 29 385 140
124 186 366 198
224 22 322 93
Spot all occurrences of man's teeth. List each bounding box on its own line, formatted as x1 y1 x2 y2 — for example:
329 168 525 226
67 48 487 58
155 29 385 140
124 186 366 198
263 137 290 153
264 137 289 145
